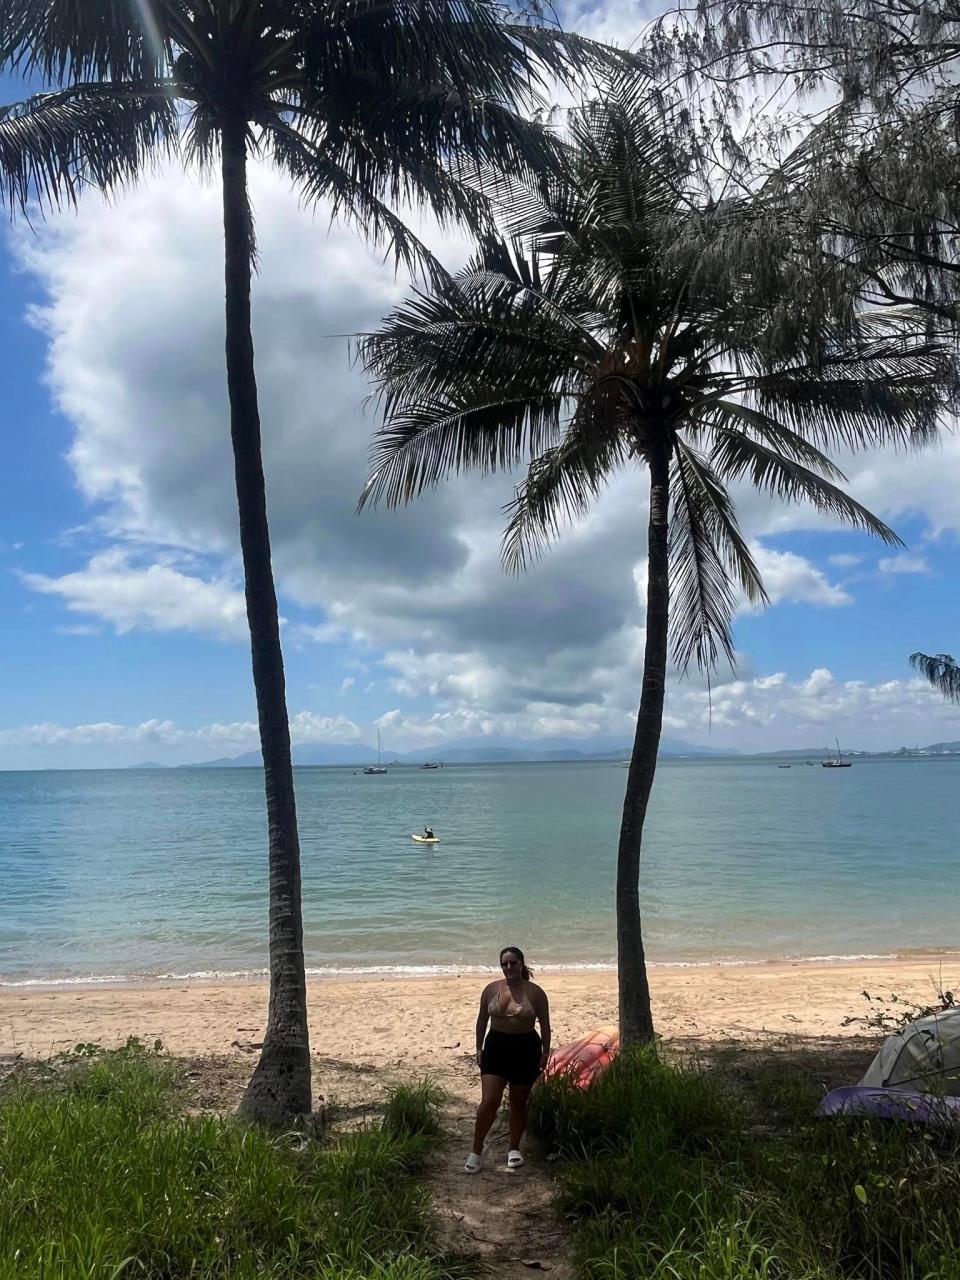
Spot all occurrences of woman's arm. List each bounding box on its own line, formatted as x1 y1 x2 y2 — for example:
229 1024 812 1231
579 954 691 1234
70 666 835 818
536 989 551 1070
476 986 491 1068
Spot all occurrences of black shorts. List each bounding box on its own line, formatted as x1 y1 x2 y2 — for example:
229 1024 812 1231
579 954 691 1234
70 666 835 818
480 1029 542 1086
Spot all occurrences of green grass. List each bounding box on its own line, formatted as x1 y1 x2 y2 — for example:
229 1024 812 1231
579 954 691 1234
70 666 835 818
531 1045 960 1280
0 1042 473 1280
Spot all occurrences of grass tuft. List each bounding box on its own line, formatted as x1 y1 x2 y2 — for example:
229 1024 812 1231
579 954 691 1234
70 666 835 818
382 1080 446 1141
531 1044 960 1280
0 1044 473 1280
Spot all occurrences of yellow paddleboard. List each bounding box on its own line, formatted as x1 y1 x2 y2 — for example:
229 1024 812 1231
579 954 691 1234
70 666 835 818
411 834 439 844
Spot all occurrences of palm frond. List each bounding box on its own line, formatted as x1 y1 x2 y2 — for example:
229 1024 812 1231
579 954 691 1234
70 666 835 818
359 392 566 510
670 442 768 672
358 254 594 417
0 0 165 80
750 345 948 452
268 119 447 283
910 652 960 703
501 402 628 572
699 400 848 480
0 82 177 209
709 420 903 544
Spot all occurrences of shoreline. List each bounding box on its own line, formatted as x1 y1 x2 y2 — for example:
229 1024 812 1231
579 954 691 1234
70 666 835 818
3 948 959 993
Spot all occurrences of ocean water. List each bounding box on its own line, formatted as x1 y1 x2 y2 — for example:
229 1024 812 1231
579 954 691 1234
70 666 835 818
1 758 957 985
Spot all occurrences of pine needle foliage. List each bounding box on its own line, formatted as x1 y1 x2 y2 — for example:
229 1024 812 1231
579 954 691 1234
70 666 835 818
911 651 960 704
644 2 960 329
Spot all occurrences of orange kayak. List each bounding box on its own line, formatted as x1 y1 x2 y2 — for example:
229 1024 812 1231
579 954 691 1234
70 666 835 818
543 1025 619 1088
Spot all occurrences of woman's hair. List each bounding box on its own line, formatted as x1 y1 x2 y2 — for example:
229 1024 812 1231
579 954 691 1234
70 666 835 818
500 946 532 980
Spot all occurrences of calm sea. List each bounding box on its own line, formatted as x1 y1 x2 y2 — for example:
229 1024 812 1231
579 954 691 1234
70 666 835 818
1 758 957 985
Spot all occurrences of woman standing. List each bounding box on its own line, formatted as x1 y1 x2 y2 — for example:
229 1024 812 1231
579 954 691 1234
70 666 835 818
465 946 551 1173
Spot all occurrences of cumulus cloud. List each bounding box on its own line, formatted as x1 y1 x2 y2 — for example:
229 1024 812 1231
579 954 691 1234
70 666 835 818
0 710 360 755
21 549 249 639
748 547 851 609
9 42 960 758
1 666 957 766
878 553 932 576
828 553 864 568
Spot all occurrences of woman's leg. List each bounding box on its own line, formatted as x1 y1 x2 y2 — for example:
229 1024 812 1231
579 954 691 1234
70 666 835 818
473 1074 507 1155
508 1083 533 1150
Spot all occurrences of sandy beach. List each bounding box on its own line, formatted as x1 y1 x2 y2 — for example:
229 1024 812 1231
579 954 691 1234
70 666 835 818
2 955 957 1105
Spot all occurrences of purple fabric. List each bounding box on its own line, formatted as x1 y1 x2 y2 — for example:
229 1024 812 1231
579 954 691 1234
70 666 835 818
819 1086 960 1128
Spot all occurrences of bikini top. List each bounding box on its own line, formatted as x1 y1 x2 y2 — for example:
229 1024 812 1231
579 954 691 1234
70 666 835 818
488 981 535 1022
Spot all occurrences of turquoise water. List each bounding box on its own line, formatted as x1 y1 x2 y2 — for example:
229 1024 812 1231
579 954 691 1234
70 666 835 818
1 758 958 984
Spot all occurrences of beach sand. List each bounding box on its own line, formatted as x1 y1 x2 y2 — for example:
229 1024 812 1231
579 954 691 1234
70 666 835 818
2 954 956 1108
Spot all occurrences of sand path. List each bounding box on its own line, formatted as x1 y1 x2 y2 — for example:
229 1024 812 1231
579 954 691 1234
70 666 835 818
429 1095 572 1278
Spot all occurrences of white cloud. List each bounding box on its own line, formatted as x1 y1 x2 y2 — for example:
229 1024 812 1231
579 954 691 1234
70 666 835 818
828 553 864 568
663 670 960 748
362 665 960 752
21 550 249 639
878 553 932 576
289 712 361 743
747 547 851 609
0 710 360 756
9 64 960 763
1 665 957 766
339 676 355 695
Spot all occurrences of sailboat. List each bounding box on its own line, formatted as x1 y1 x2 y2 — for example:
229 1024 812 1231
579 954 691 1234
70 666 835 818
822 738 852 769
363 730 388 775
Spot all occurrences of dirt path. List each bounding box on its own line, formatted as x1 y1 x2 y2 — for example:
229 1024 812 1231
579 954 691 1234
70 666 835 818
429 1092 573 1278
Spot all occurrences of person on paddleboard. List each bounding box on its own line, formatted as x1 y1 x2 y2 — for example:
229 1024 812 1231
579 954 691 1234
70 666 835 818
423 825 435 839
464 946 551 1174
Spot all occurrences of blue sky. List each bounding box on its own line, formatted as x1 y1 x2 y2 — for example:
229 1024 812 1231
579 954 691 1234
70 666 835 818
1 37 959 769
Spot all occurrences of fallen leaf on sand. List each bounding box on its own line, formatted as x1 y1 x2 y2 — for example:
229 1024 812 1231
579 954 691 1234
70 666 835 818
520 1260 552 1270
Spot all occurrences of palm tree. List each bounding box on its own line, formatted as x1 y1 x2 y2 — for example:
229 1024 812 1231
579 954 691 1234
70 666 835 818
0 0 610 1123
358 78 951 1044
911 652 960 702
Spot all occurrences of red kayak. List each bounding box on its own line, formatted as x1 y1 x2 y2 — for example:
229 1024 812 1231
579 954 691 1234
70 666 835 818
543 1025 619 1089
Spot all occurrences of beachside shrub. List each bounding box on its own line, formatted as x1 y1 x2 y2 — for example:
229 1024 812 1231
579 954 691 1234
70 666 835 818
0 1047 473 1280
531 1045 960 1280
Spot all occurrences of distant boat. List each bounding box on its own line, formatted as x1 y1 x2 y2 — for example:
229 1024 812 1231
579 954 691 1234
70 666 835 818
777 764 792 769
420 761 441 769
822 739 852 769
363 730 388 775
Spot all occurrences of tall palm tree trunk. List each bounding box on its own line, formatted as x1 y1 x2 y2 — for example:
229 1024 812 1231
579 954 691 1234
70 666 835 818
221 115 312 1123
616 442 670 1045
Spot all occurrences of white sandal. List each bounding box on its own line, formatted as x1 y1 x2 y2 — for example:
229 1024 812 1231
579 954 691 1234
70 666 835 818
464 1152 482 1174
507 1149 524 1169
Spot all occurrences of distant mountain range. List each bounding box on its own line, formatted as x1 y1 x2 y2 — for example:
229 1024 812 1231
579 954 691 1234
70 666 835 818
129 733 739 769
125 733 960 770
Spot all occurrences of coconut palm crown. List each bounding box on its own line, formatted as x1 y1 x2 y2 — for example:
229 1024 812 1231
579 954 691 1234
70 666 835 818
0 0 621 1124
359 78 952 1043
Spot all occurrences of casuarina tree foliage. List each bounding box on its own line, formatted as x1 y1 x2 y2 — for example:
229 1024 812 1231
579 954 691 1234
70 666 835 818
645 2 960 329
359 76 952 1042
0 0 615 1122
911 652 960 703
